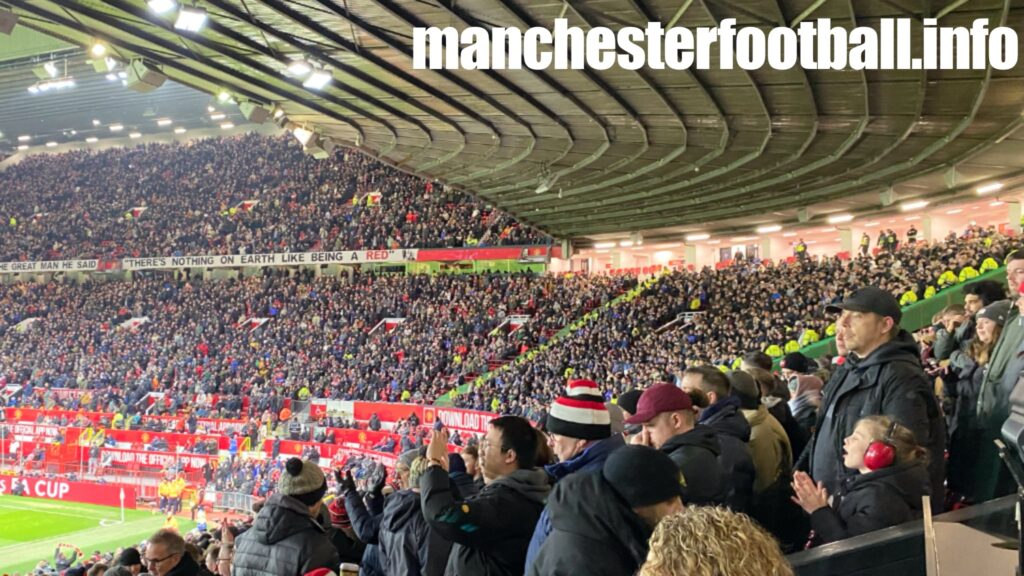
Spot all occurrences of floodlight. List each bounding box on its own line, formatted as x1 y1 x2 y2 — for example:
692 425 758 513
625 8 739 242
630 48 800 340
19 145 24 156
293 127 314 146
175 6 207 32
302 70 332 89
148 0 176 13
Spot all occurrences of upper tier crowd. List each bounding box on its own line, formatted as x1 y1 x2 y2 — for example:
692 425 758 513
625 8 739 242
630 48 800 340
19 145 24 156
0 134 547 262
454 225 1009 412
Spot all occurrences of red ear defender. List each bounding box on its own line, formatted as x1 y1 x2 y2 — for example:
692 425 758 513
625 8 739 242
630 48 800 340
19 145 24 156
863 421 899 471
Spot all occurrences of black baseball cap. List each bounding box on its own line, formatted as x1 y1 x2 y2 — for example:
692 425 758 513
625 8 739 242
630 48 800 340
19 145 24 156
602 445 686 507
824 286 902 323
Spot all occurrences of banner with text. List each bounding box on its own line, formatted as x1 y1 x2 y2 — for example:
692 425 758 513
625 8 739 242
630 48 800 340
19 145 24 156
122 249 418 271
100 447 219 471
0 477 137 508
0 259 98 273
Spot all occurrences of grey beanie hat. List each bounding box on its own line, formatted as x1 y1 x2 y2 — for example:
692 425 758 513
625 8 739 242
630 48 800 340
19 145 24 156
398 448 420 470
277 457 327 505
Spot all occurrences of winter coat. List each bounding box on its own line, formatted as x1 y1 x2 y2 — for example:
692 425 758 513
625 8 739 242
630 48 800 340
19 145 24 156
421 466 549 576
378 489 450 576
810 461 930 543
659 425 730 505
933 317 974 361
232 493 340 576
165 552 201 576
527 472 651 576
345 490 386 576
789 375 824 441
743 405 792 494
525 434 625 571
698 397 756 512
946 347 994 500
766 395 807 458
450 472 480 500
808 331 946 513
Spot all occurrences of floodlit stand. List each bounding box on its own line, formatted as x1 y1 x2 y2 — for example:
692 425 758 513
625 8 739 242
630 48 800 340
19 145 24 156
995 439 1024 576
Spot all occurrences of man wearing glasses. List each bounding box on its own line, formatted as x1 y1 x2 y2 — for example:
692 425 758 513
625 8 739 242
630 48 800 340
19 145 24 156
143 529 199 576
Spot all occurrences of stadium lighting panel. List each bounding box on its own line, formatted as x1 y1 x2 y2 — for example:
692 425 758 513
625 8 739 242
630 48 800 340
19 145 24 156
685 233 710 242
17 135 30 142
148 0 177 13
286 59 312 77
17 145 28 151
755 224 782 234
220 122 234 130
302 69 332 90
157 118 173 126
209 113 226 121
91 42 106 57
174 127 187 134
174 6 207 32
45 141 57 147
292 127 314 146
109 124 124 132
86 137 98 143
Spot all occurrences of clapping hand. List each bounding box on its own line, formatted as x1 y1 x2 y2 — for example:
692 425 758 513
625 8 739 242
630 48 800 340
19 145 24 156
791 471 829 514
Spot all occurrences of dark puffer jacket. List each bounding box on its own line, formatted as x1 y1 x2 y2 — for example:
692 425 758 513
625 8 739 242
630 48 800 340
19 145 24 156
659 425 730 505
378 489 450 576
232 493 340 576
808 331 946 513
527 472 651 576
810 461 930 543
698 397 756 512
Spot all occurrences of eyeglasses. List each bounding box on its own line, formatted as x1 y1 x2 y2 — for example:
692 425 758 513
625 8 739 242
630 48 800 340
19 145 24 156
145 552 177 565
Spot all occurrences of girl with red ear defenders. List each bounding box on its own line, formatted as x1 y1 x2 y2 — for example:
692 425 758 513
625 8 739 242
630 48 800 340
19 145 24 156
791 415 930 545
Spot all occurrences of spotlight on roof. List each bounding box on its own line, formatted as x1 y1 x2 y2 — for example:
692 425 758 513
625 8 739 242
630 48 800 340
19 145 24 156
86 137 98 143
174 6 207 32
900 200 929 212
293 126 314 146
684 233 710 242
129 132 142 139
0 8 19 36
827 214 855 224
147 0 177 14
109 124 124 132
302 69 332 90
285 59 312 77
17 135 30 142
174 127 187 134
91 42 106 57
219 122 235 130
157 118 173 126
755 224 782 234
45 141 57 148
17 145 28 151
209 113 226 121
976 182 1004 195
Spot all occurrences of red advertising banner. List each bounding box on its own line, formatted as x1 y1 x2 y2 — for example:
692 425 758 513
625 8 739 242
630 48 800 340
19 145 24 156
0 477 137 508
4 407 113 424
100 428 229 450
415 245 561 262
100 447 219 472
422 407 496 435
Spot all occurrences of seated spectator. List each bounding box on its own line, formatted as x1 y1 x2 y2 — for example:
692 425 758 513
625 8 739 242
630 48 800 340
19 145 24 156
625 383 729 505
792 416 930 544
420 419 550 576
528 445 684 576
142 529 199 576
639 507 794 576
233 458 339 575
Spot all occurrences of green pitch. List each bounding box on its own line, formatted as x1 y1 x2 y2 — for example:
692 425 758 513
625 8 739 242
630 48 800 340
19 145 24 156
0 497 196 574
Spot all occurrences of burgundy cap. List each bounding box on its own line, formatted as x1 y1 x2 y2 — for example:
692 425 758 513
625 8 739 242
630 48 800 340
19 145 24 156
624 383 693 425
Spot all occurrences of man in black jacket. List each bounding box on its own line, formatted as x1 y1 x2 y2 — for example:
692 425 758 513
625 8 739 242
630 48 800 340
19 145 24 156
143 529 200 576
811 286 946 513
232 458 339 576
625 383 729 505
420 417 550 576
680 366 756 512
528 445 684 576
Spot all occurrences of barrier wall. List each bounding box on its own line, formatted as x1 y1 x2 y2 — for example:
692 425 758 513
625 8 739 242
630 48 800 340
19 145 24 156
0 476 137 508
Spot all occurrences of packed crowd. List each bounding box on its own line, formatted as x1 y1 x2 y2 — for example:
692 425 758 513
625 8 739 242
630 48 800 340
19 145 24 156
0 134 547 262
1 269 632 419
456 226 1009 411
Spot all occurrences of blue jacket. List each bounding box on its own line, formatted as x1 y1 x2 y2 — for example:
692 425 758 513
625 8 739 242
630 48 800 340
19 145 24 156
523 434 625 572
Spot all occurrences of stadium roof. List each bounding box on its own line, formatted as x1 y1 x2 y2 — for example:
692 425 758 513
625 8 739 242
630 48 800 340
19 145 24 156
2 0 1024 245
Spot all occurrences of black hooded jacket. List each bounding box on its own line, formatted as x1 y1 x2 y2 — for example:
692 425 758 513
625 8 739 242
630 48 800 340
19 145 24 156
232 493 340 576
808 331 946 513
527 472 651 576
378 489 450 576
659 425 730 505
698 398 756 512
810 461 930 543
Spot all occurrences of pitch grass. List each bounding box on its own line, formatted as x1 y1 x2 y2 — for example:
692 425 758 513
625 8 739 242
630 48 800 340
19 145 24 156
0 497 196 574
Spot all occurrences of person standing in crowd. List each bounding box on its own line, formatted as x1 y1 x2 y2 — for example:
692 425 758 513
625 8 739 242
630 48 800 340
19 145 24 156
795 239 808 261
906 225 918 245
525 380 625 569
934 279 1006 360
860 232 871 257
459 445 485 491
326 496 367 565
793 416 930 544
946 300 1010 502
528 445 684 576
232 458 339 575
973 248 1024 502
809 287 945 513
780 353 824 445
639 507 794 576
680 366 756 512
447 453 480 498
344 451 416 576
377 457 449 576
142 529 199 576
615 389 644 438
116 548 144 576
420 418 550 576
746 366 806 459
625 383 729 505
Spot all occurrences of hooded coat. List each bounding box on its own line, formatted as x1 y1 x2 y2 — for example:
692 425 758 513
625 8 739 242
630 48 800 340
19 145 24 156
659 425 730 505
378 489 450 576
232 493 340 576
527 472 651 576
808 331 946 513
810 461 931 543
698 397 756 512
420 466 550 576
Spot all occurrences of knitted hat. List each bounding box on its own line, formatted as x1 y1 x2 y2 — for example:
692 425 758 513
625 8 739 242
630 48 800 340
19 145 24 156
780 352 810 374
448 453 467 475
546 379 611 440
616 389 643 417
277 457 327 506
397 449 420 470
327 498 351 528
726 371 760 410
116 548 142 568
602 445 685 508
978 300 1012 327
